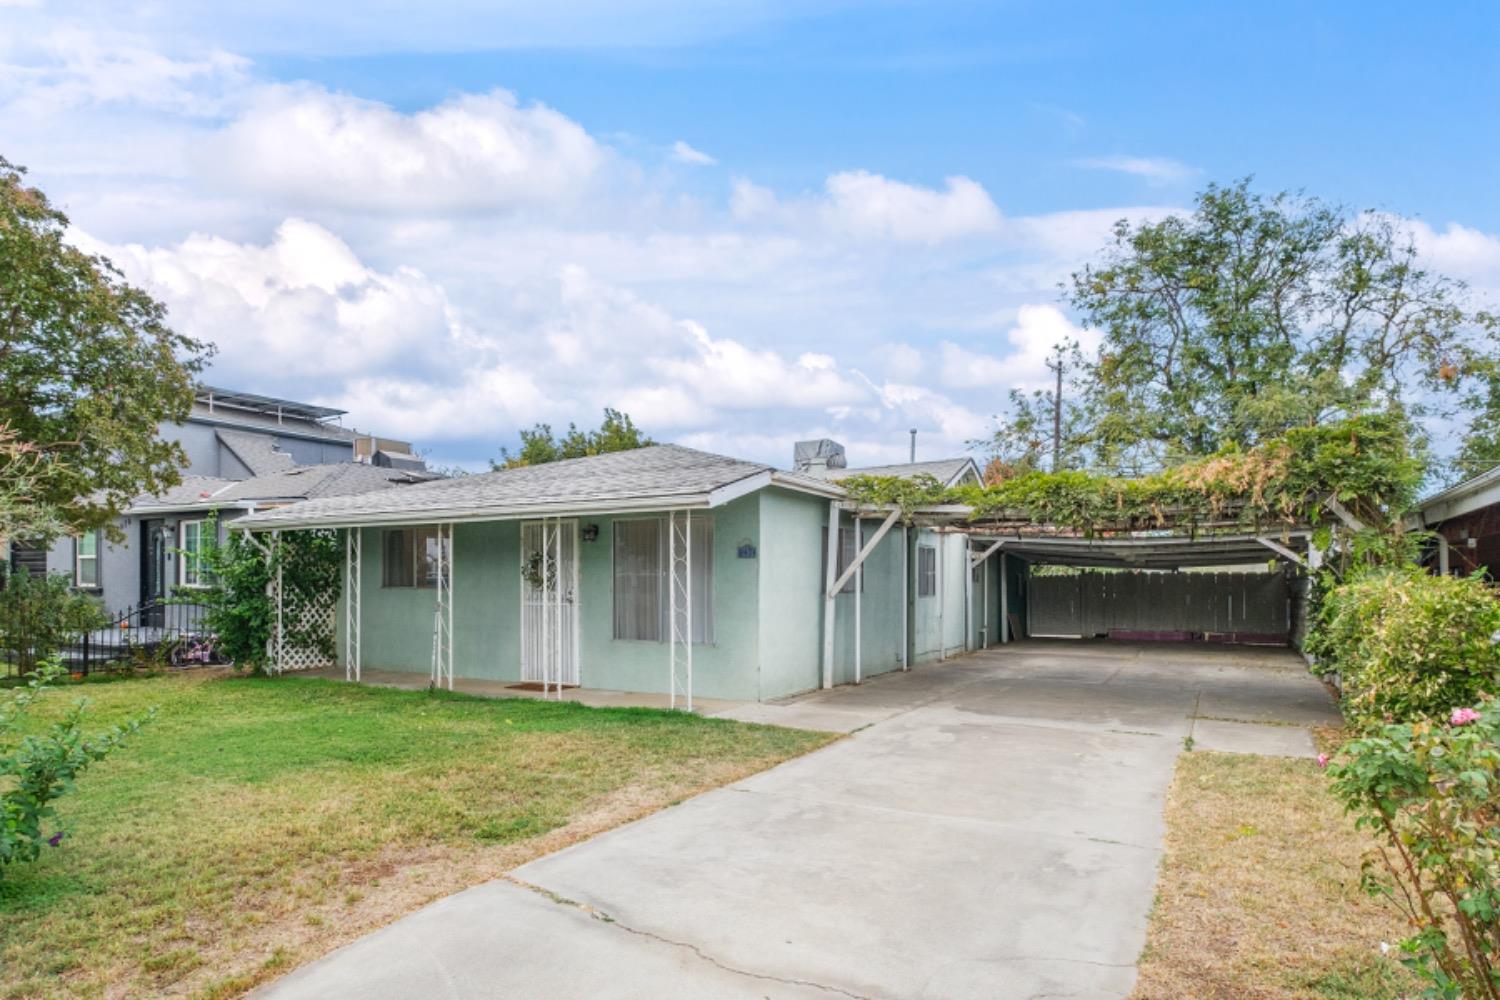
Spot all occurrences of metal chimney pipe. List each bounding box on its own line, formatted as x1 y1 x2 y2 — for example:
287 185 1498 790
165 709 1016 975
909 428 917 464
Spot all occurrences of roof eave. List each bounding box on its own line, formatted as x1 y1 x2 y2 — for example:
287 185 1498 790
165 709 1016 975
231 493 722 532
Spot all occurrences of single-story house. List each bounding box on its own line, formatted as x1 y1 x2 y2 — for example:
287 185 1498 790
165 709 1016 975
234 442 992 704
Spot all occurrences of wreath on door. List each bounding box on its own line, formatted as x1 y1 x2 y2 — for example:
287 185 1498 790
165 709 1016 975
523 550 558 592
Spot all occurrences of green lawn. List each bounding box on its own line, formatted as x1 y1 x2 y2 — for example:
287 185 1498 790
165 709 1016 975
0 671 834 999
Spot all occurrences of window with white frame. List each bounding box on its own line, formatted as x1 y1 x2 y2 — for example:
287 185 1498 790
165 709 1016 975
74 531 100 589
382 527 440 588
917 544 937 597
819 525 864 594
179 520 211 587
612 517 714 644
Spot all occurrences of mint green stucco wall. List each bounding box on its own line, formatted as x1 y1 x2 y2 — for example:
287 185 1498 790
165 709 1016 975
344 520 523 681
909 528 969 665
757 488 826 700
339 495 765 700
574 494 762 701
335 487 977 702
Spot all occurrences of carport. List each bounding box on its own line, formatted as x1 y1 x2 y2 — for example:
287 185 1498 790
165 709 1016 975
928 514 1323 651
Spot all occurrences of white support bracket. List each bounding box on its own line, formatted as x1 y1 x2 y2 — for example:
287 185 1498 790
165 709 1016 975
827 508 901 597
1255 535 1308 571
970 538 1006 568
1325 496 1367 532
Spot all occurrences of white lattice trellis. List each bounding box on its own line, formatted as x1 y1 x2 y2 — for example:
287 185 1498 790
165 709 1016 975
264 528 343 674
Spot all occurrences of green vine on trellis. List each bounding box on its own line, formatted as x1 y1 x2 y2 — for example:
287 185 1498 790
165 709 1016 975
274 529 343 661
840 415 1423 537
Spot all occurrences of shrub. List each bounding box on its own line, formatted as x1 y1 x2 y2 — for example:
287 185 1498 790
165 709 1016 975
1 658 153 874
0 569 107 674
191 524 342 673
193 526 273 672
1326 699 1500 999
1309 569 1500 729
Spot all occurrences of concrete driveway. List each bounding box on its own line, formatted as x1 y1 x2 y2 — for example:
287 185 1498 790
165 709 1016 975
257 641 1339 1000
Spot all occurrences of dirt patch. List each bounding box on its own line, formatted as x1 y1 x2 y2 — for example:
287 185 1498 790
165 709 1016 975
1130 749 1414 1000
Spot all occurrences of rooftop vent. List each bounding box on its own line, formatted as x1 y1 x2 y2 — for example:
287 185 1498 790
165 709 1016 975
793 439 847 478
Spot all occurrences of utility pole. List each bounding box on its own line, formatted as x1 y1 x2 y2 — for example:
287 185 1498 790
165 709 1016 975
1048 346 1063 473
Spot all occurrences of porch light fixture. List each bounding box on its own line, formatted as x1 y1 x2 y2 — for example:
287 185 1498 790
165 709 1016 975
581 524 600 543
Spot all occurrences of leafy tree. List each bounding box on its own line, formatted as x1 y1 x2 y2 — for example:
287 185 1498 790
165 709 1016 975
0 155 210 537
1069 178 1495 468
493 408 653 469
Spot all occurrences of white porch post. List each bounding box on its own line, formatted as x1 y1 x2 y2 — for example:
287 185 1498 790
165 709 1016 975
854 520 863 684
963 537 973 653
273 530 283 674
1437 533 1451 575
667 511 693 711
447 522 455 690
981 550 989 648
1000 552 1010 644
551 518 562 700
820 501 839 689
937 532 946 661
345 528 362 682
900 523 909 671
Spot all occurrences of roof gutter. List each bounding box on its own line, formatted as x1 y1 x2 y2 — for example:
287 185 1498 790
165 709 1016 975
231 493 720 532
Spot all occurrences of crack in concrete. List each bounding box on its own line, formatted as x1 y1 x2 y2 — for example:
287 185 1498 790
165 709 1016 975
500 875 877 1000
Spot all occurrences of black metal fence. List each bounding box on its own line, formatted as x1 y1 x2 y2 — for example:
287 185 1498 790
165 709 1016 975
59 600 226 676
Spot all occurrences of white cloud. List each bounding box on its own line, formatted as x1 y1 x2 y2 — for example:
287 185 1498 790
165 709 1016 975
938 305 1098 392
74 219 466 383
821 170 1002 243
203 85 605 214
1074 155 1197 186
0 26 249 116
670 140 716 166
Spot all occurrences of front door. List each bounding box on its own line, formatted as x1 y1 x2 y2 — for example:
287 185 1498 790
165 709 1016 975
140 519 170 625
520 520 580 687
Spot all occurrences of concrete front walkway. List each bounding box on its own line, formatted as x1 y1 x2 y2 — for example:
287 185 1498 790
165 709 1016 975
258 641 1339 1000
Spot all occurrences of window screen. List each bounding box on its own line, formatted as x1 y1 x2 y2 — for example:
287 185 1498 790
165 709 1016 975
917 544 937 597
613 517 714 644
382 527 439 588
820 526 863 594
613 519 662 641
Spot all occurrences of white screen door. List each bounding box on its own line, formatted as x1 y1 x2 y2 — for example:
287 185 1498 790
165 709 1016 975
521 519 580 687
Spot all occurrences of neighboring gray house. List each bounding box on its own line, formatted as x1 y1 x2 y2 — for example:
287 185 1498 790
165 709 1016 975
22 386 432 614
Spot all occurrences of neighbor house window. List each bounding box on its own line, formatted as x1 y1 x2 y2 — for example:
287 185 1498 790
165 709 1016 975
917 544 937 597
382 527 440 588
819 526 864 594
612 517 713 643
179 520 211 587
74 531 100 589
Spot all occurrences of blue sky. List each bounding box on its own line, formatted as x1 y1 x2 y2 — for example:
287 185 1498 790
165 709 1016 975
3 2 1497 469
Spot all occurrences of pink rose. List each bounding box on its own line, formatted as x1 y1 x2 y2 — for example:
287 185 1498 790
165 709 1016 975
1449 707 1482 726
1317 752 1330 769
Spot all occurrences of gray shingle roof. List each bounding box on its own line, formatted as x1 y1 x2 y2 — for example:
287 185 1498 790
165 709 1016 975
128 464 427 512
215 428 297 476
236 445 829 529
826 457 978 487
